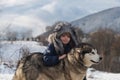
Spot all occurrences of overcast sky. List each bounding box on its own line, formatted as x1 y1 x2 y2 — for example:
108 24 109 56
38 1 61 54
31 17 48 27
0 0 120 36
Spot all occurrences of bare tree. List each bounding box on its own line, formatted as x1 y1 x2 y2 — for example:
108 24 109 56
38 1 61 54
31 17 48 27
6 31 17 41
0 43 2 63
110 35 120 72
19 46 30 58
111 35 120 56
20 29 33 40
0 40 4 63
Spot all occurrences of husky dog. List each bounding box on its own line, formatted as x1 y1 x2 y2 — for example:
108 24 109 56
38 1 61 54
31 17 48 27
13 43 102 80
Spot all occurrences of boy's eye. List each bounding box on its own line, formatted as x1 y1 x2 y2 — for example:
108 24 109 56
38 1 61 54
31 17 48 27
61 33 70 37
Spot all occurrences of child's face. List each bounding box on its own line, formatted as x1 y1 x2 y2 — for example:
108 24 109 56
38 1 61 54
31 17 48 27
60 33 71 44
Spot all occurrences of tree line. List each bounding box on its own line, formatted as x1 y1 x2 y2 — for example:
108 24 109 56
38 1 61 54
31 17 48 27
86 28 120 73
0 28 33 41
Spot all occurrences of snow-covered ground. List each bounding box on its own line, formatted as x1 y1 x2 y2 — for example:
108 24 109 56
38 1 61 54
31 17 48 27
87 68 120 80
0 63 14 80
0 41 120 80
0 41 46 63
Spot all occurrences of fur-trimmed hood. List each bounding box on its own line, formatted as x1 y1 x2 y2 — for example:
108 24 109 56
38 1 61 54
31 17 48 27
48 22 79 54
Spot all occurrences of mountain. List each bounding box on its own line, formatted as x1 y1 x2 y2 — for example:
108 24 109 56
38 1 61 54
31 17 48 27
71 7 120 33
36 7 120 43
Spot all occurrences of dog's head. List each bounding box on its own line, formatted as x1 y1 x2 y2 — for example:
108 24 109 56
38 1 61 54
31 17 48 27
68 43 102 67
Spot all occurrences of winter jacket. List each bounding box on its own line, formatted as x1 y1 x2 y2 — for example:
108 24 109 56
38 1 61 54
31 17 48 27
43 43 72 66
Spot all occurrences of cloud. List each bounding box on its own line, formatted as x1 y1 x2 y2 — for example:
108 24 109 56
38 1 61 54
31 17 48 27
1 0 119 23
41 1 57 13
12 15 47 36
39 0 90 23
0 0 37 7
76 0 120 13
0 14 47 36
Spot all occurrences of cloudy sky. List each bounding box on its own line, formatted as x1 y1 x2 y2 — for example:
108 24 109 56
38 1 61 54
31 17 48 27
0 0 120 36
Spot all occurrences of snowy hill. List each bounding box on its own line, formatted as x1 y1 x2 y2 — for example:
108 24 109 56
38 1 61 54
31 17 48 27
0 41 120 80
71 7 120 33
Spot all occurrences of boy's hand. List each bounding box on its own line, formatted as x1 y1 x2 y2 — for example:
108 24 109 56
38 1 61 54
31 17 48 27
59 54 67 60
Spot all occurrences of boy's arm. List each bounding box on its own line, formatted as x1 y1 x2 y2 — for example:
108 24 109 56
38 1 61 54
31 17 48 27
43 44 60 66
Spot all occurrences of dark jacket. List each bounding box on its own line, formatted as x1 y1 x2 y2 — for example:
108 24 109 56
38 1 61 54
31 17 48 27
43 43 72 66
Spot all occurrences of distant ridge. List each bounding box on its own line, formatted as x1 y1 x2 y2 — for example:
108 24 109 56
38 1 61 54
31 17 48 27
71 7 120 33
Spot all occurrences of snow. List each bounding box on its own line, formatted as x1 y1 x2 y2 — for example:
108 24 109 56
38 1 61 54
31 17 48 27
0 41 46 63
0 41 120 80
0 74 13 80
87 68 120 80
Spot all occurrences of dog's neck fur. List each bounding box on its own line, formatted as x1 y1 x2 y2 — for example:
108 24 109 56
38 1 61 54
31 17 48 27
67 49 88 70
62 57 87 80
65 55 87 73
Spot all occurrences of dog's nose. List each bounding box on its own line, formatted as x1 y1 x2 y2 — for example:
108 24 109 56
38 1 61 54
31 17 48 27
99 57 102 60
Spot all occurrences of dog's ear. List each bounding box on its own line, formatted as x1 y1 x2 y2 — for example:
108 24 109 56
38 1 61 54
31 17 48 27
75 48 81 53
69 49 75 55
77 44 92 59
67 51 74 62
79 43 93 54
68 48 86 64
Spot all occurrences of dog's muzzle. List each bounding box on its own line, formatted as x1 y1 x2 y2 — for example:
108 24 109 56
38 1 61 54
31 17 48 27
91 57 102 63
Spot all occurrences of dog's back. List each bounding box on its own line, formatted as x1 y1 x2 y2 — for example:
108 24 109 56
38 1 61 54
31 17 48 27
13 53 43 80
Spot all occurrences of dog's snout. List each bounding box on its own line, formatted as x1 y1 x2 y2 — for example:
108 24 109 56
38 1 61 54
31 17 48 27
99 57 102 60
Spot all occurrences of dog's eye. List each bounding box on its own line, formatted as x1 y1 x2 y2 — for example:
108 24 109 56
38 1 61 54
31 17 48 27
91 52 95 54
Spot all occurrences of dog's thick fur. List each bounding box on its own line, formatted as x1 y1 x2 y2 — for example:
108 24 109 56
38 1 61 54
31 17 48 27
13 43 102 80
